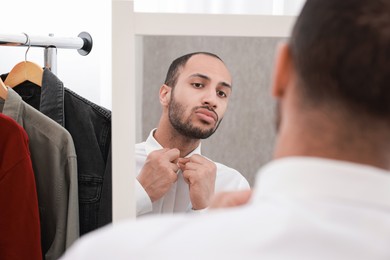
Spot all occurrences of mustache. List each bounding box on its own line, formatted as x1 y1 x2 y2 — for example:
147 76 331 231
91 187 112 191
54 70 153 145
193 105 219 122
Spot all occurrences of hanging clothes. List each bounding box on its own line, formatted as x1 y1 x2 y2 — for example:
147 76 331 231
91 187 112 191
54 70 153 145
1 69 113 235
0 113 42 260
0 88 79 260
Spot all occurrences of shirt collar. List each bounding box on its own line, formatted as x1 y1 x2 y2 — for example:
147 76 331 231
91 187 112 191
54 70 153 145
1 88 23 125
253 156 390 209
144 128 202 158
39 68 65 126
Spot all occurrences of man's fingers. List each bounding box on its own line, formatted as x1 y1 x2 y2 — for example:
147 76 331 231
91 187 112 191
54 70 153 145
182 169 194 179
163 148 180 162
186 154 207 164
209 190 252 209
181 162 197 171
177 157 190 164
176 157 190 171
171 163 179 173
177 162 186 171
182 175 190 184
183 170 198 184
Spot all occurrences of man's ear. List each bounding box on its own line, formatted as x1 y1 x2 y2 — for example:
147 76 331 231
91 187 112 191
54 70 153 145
271 43 295 99
159 84 172 106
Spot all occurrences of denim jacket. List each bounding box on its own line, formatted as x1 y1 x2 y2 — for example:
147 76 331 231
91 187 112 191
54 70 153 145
1 69 112 235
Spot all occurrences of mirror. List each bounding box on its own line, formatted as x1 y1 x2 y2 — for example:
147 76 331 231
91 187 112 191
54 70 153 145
136 35 287 186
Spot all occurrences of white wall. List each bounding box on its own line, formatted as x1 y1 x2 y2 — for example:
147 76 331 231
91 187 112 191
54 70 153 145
1 0 112 109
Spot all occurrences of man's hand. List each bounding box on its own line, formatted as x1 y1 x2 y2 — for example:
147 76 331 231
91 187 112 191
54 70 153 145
209 190 252 209
137 148 180 202
178 155 217 210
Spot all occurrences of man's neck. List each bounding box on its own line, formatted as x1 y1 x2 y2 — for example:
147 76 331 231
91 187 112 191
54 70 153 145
273 111 390 171
153 126 200 158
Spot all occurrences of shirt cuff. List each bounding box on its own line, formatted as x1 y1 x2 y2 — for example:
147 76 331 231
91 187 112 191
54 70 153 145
135 180 153 216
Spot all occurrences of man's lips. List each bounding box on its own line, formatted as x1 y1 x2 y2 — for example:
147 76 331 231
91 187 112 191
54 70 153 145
195 108 218 123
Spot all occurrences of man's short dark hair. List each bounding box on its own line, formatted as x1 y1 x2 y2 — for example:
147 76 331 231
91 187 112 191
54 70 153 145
290 0 390 117
164 52 223 88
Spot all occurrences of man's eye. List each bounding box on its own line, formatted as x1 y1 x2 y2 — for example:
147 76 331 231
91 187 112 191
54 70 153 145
191 83 204 88
217 90 227 98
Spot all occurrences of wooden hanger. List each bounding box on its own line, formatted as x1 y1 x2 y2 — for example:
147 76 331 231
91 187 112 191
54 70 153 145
4 61 43 88
0 78 8 100
4 33 43 88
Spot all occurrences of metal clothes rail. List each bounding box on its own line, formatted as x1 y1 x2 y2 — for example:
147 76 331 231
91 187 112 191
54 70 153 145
0 32 93 74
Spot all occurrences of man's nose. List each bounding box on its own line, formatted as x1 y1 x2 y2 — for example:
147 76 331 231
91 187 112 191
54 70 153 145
201 89 217 109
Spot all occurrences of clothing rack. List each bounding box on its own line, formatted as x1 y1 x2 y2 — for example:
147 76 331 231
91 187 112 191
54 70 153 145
0 32 93 75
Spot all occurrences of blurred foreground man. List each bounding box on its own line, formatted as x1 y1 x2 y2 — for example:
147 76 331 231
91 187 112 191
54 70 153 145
61 0 390 259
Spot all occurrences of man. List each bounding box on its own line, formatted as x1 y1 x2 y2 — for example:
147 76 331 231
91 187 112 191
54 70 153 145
61 0 390 259
136 52 250 216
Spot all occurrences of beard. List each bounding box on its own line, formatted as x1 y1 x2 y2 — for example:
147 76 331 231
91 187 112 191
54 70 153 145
168 93 222 139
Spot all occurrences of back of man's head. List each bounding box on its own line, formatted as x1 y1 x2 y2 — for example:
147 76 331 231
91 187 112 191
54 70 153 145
290 0 390 118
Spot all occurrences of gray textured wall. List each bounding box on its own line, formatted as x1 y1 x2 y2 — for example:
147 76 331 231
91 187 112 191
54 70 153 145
140 36 285 186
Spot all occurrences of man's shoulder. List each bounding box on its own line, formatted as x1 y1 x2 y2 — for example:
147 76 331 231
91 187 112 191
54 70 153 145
209 159 249 187
214 161 240 174
202 155 238 174
212 160 250 190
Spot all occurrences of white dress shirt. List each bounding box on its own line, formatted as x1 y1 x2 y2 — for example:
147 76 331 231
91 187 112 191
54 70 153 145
136 129 250 216
61 157 390 260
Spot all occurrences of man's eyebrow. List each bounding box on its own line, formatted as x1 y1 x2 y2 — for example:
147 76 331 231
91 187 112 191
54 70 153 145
189 73 210 81
189 73 232 89
220 82 232 89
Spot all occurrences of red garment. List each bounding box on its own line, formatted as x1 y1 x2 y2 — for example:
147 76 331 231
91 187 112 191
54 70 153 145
0 113 42 260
